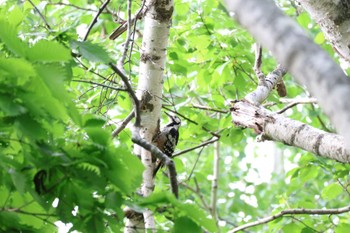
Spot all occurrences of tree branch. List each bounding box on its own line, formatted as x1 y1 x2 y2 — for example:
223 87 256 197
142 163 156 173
27 0 52 30
244 65 287 105
230 100 350 163
228 205 350 233
163 106 221 138
83 0 110 41
112 110 135 138
131 128 178 198
72 79 126 92
109 63 141 126
210 131 220 226
253 43 266 85
173 137 219 157
190 104 228 114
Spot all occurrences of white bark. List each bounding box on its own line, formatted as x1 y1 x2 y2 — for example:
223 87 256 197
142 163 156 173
224 0 350 149
245 66 286 104
297 0 350 66
231 101 350 163
134 0 173 231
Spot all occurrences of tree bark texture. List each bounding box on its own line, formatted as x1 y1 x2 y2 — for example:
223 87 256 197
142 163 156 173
297 0 350 66
134 0 174 231
224 0 350 149
231 100 350 163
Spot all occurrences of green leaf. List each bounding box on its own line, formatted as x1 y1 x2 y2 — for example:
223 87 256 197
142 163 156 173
0 94 27 116
297 12 311 29
314 32 325 45
301 227 315 233
221 128 243 145
27 40 71 62
9 169 26 194
140 192 217 232
299 166 319 183
335 223 350 233
102 147 143 194
282 222 302 233
85 127 110 146
173 217 201 233
176 202 217 232
83 115 107 128
0 57 36 86
321 183 343 200
71 41 111 63
0 18 27 56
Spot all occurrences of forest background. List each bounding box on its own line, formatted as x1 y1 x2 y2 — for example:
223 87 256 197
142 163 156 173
1 0 350 232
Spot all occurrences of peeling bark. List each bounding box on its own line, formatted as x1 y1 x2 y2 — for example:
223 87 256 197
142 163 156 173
231 101 350 163
224 0 350 149
132 0 174 231
297 0 350 66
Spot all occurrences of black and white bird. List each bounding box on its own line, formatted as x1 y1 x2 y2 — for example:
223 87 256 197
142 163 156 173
153 113 181 177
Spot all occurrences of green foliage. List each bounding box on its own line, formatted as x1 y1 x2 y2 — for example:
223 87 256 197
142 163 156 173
0 0 349 232
0 8 142 232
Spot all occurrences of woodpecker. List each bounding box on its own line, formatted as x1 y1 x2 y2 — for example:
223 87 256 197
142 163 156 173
153 113 181 177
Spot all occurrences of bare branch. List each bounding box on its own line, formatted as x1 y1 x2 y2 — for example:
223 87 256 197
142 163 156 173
210 131 220 225
244 65 287 104
191 104 228 114
173 137 219 157
163 106 221 138
109 63 141 126
228 205 350 233
72 79 126 92
109 1 145 40
47 2 99 12
27 0 52 30
231 100 350 163
131 128 178 198
112 110 135 138
253 43 266 85
276 97 317 114
83 0 110 41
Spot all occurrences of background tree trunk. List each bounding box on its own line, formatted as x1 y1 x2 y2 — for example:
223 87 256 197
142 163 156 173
297 0 350 66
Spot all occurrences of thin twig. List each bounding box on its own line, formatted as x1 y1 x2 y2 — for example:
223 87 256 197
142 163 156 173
194 178 210 210
163 106 221 138
109 1 146 40
27 0 52 30
191 104 228 114
173 137 219 157
210 129 220 226
112 110 135 138
72 79 126 91
337 178 350 198
83 0 110 41
253 43 266 86
109 63 141 126
47 2 98 12
228 205 350 233
117 0 133 72
276 98 318 114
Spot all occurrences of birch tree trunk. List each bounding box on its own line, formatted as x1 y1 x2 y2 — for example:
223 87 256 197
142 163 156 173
297 0 350 66
224 0 350 149
127 0 174 232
